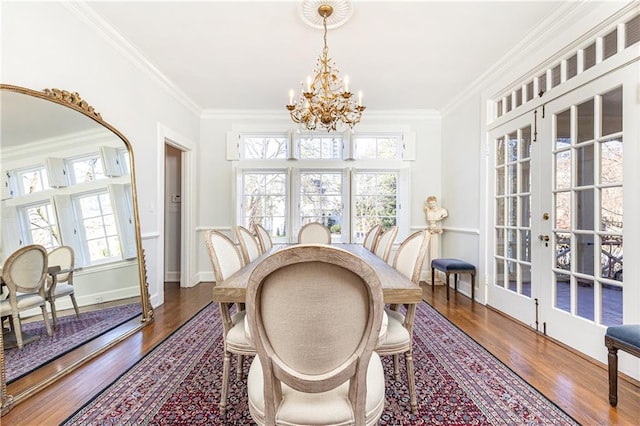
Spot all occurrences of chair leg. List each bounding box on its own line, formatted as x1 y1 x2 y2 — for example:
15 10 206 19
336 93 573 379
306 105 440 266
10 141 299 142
220 350 231 416
50 300 59 328
11 314 23 349
70 294 80 318
41 304 53 336
393 354 401 380
405 349 418 414
607 346 618 406
236 354 244 381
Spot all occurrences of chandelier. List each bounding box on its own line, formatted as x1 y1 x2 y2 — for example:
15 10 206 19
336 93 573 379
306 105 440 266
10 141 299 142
286 3 365 132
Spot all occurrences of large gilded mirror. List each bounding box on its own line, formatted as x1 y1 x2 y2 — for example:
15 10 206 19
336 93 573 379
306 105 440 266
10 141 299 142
0 84 153 414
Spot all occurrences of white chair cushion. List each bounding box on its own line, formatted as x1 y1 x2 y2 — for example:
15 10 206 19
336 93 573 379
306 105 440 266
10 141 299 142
0 293 44 314
52 283 75 297
226 310 254 353
376 308 410 352
247 352 385 426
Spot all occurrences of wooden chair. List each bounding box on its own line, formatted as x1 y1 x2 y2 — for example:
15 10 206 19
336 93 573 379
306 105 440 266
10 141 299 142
374 225 398 263
253 223 273 254
297 222 331 244
45 246 79 328
246 244 386 425
376 229 430 414
235 225 261 264
204 230 255 417
363 223 382 252
0 245 53 349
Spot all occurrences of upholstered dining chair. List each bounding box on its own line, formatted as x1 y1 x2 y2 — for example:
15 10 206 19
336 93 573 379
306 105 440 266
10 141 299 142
363 223 382 252
0 244 53 349
204 230 255 417
235 225 261 264
376 229 430 414
253 223 273 254
374 225 398 263
297 222 331 244
45 245 79 328
245 244 386 426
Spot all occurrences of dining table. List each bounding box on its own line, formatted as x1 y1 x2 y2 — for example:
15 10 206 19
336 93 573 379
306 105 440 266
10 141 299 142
212 243 423 305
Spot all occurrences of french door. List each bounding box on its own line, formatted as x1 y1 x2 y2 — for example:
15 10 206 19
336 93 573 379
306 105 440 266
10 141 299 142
488 64 639 361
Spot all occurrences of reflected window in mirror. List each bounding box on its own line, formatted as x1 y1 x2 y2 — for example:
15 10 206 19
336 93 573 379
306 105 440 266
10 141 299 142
17 202 61 250
68 153 106 183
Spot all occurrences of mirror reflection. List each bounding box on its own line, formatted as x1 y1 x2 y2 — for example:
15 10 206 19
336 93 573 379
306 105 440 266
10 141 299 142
0 87 148 390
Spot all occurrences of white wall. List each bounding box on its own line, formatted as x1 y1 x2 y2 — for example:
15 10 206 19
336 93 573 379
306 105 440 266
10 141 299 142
1 2 201 307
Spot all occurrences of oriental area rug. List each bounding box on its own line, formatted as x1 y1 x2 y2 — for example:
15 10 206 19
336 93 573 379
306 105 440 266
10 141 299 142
64 302 579 425
5 303 141 383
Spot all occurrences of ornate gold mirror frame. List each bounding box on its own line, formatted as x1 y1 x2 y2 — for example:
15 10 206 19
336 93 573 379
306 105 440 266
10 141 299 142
0 84 153 415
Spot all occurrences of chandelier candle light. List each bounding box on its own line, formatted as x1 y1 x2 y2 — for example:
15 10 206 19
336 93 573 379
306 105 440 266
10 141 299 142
286 3 365 132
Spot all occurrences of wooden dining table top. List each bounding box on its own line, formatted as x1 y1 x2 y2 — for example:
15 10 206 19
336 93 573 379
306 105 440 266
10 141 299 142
212 243 423 305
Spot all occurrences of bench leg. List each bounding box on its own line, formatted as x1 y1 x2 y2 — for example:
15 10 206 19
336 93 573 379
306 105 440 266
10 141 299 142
454 273 458 292
446 273 450 300
471 273 475 302
608 346 618 406
431 267 435 291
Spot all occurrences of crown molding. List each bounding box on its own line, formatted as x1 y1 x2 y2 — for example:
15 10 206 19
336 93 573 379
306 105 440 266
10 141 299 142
64 2 202 117
201 108 440 121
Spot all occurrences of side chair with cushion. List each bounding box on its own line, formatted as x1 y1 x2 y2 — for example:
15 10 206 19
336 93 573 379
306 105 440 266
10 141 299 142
253 223 273 254
297 222 332 244
46 245 79 328
204 230 256 417
235 225 261 264
245 244 386 425
374 225 398 263
0 244 53 349
363 223 382 252
376 229 430 414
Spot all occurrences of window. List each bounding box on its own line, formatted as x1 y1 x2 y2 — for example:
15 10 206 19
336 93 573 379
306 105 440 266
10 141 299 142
298 135 342 159
241 134 288 160
15 166 49 196
240 171 288 240
353 134 401 160
74 190 122 264
68 154 106 184
299 171 344 238
18 202 60 250
353 171 398 240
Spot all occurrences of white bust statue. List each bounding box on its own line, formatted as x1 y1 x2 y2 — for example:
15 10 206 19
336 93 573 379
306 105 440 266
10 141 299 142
424 195 448 229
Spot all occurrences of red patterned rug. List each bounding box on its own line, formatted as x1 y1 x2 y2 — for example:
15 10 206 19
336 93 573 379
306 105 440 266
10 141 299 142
5 303 141 383
64 302 578 425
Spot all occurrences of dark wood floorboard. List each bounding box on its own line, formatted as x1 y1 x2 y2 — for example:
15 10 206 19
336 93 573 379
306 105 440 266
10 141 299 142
2 281 639 425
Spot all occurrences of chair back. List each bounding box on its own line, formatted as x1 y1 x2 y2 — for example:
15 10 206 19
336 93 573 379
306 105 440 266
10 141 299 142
2 245 48 295
204 230 244 283
363 224 382 252
392 229 430 284
297 222 331 244
253 223 273 253
47 246 74 284
235 225 261 264
246 244 383 423
374 226 398 263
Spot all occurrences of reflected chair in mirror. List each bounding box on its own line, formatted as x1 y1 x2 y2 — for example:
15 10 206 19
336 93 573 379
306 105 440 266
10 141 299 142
204 230 255 417
297 222 331 244
235 225 261 264
376 229 430 414
0 245 53 349
363 223 382 252
246 245 386 425
45 246 79 328
253 223 273 254
374 225 398 263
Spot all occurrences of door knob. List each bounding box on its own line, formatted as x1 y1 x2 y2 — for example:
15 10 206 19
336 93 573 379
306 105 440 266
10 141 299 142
538 235 550 242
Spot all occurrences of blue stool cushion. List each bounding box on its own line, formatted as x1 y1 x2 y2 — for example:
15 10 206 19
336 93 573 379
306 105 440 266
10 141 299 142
431 258 475 271
606 324 640 348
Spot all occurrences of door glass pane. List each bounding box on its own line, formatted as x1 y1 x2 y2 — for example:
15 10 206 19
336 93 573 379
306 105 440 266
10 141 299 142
495 258 505 287
555 232 571 271
601 138 623 184
555 191 571 230
583 42 596 71
507 229 517 259
496 137 505 165
520 126 532 159
520 230 531 261
603 29 618 60
508 132 518 161
496 198 505 225
555 272 571 313
601 284 623 326
601 187 623 233
496 228 505 256
520 195 530 227
577 99 594 143
521 264 532 297
576 233 595 275
576 279 594 321
576 144 594 186
555 150 571 189
601 87 622 136
507 260 517 292
601 236 623 281
555 109 571 149
508 165 517 193
507 196 517 226
576 189 594 230
496 168 505 195
520 160 530 192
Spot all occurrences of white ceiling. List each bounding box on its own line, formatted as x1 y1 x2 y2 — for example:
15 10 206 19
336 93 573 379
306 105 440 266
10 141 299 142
84 1 568 113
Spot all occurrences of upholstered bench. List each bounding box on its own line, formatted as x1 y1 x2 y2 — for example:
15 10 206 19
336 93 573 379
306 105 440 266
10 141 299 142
605 324 640 406
431 258 476 301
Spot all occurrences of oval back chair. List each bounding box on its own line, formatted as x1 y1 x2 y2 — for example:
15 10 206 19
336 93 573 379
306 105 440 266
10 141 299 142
297 222 331 244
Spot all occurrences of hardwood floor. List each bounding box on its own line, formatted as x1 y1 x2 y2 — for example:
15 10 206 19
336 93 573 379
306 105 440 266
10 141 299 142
2 281 639 425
